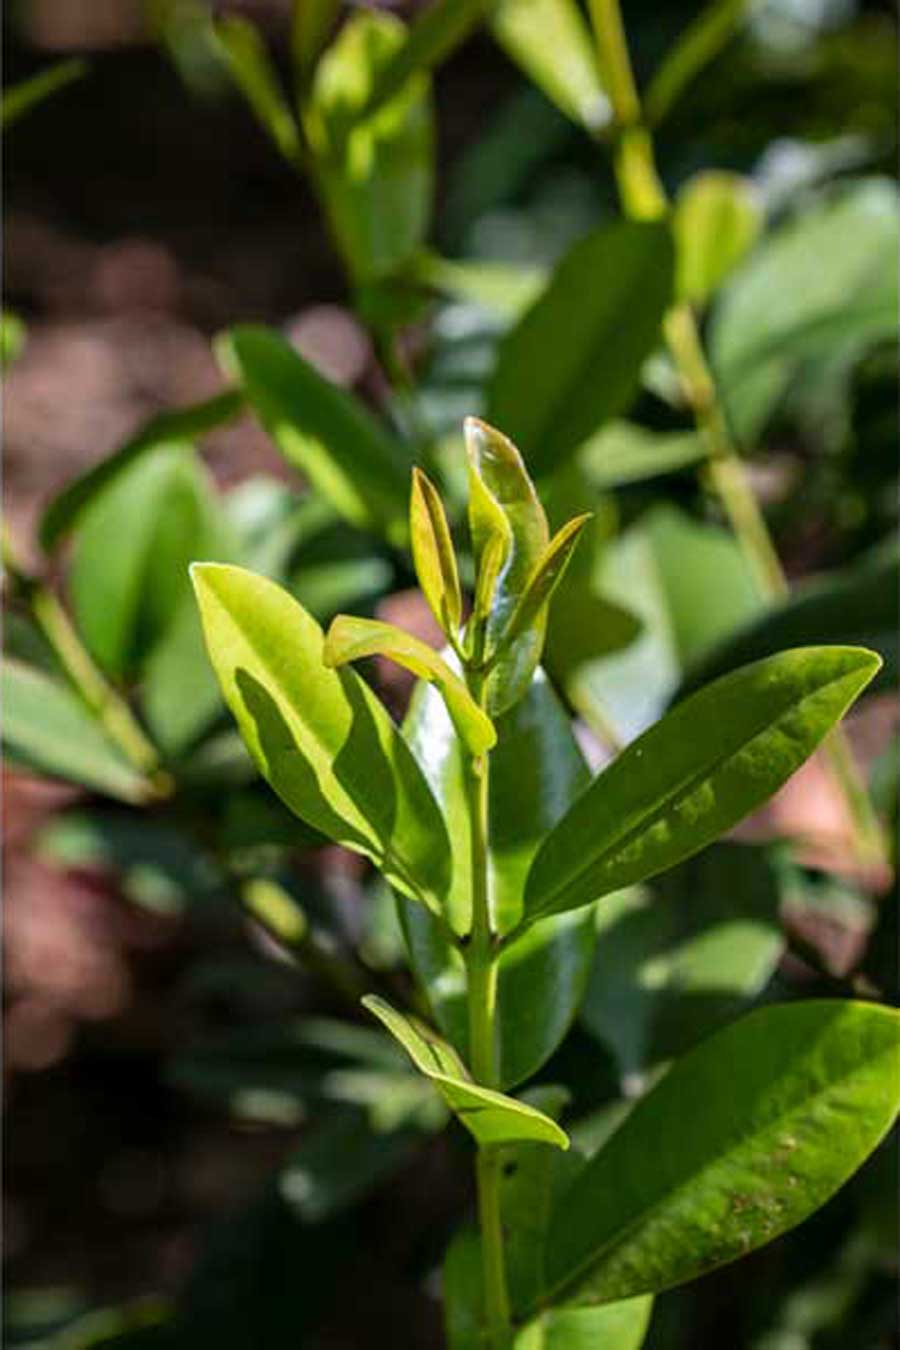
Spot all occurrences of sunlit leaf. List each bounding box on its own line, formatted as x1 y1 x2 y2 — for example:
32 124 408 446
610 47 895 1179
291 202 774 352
490 0 609 131
410 467 463 637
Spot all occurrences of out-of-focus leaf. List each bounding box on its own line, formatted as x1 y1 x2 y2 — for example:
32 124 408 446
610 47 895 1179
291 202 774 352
191 564 451 913
1 58 87 129
579 504 761 742
220 326 412 545
40 390 242 552
490 0 609 131
0 310 26 371
678 541 899 702
400 669 597 1087
363 995 570 1148
465 418 550 714
516 1299 653 1349
291 0 340 76
487 222 674 476
579 420 705 489
212 15 302 165
540 1001 900 1308
644 0 748 128
711 179 900 446
581 845 783 1081
304 12 434 284
2 660 148 802
409 252 546 321
523 646 881 923
324 615 495 755
278 1106 419 1221
69 444 232 679
352 0 486 122
674 171 762 305
410 466 462 637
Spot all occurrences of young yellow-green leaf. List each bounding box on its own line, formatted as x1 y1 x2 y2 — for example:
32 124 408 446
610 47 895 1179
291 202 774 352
486 222 674 476
498 514 591 654
410 467 463 637
1 58 87 130
674 171 761 305
191 563 451 913
304 12 434 284
362 995 569 1149
323 615 495 756
219 326 412 545
490 0 609 132
212 16 303 167
465 418 549 713
540 1001 900 1308
524 646 881 923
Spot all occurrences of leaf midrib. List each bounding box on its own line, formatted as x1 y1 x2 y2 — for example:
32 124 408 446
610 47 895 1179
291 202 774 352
530 663 858 920
537 1030 896 1312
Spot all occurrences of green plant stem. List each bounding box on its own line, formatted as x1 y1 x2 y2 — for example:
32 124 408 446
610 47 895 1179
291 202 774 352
588 0 885 869
463 673 511 1350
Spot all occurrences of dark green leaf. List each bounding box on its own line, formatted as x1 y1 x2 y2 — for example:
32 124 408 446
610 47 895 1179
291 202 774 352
524 646 880 923
291 0 340 75
191 563 451 913
541 1001 900 1307
2 660 148 802
220 325 412 544
644 0 748 128
400 669 597 1087
581 845 783 1081
487 221 674 476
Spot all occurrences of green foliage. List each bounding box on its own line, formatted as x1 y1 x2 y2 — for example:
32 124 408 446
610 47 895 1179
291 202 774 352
1 58 87 129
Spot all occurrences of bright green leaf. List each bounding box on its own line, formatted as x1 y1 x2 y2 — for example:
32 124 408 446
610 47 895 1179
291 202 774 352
212 15 303 166
490 0 609 131
409 252 546 321
524 646 881 923
2 660 148 803
220 325 412 545
363 995 569 1148
487 221 674 476
410 467 463 637
191 563 451 913
304 12 434 284
352 0 487 123
400 669 597 1085
516 1299 653 1350
674 171 762 304
324 615 495 756
465 418 549 714
540 1001 900 1307
0 310 26 372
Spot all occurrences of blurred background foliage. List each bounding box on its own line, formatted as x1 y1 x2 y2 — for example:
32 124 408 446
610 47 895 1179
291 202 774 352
2 0 898 1346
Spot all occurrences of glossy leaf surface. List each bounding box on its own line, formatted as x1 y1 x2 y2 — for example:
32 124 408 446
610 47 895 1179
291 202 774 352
581 845 783 1080
487 221 674 476
324 615 495 755
400 670 596 1086
304 12 434 284
674 170 761 304
220 326 412 544
191 564 451 912
465 418 549 714
524 646 880 923
2 660 147 803
363 996 569 1148
542 1001 900 1307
